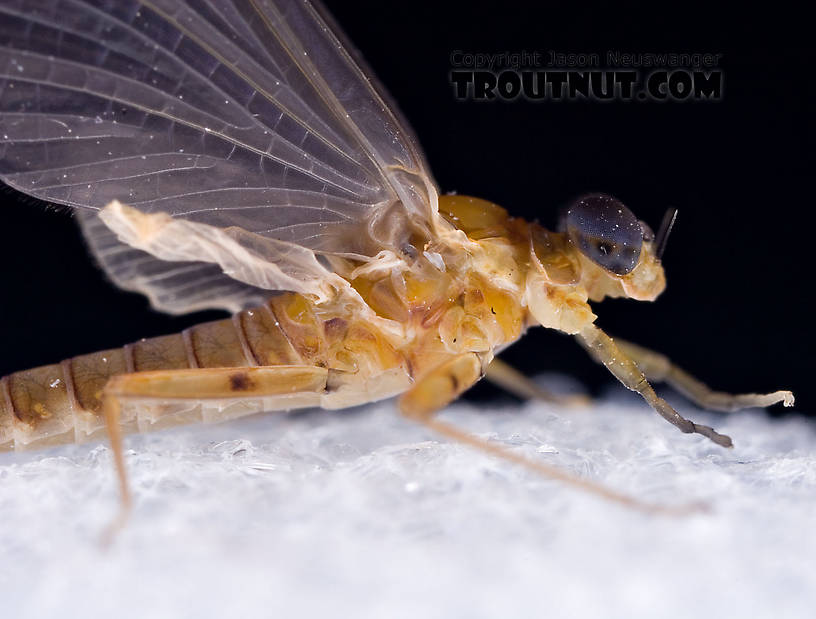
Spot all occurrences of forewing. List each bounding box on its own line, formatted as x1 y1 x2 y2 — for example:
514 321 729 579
0 0 439 309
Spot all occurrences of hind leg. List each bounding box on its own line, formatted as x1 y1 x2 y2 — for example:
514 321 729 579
101 365 328 539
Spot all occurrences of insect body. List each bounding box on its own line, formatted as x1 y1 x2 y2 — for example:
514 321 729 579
0 194 625 449
0 1 793 512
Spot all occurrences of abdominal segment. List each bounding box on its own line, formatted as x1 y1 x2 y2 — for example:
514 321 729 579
0 293 410 452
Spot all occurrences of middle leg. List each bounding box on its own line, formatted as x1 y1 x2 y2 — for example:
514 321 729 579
399 353 700 514
485 358 590 407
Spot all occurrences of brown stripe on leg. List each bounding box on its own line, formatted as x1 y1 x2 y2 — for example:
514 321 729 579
100 364 330 532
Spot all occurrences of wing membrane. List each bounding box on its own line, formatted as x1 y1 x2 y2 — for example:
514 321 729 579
0 0 439 280
77 209 270 314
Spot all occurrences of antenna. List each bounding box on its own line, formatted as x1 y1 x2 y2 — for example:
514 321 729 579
655 208 678 259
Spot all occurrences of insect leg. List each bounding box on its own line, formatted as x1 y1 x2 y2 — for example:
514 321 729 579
485 358 590 406
399 354 697 514
101 366 329 533
613 338 794 412
399 354 486 418
577 325 733 447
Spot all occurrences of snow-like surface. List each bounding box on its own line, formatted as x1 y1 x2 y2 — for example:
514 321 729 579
0 377 813 619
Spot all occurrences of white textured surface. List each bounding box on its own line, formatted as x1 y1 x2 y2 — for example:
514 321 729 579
0 378 813 619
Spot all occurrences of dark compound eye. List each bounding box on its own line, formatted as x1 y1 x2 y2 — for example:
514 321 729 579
639 220 655 242
562 193 643 275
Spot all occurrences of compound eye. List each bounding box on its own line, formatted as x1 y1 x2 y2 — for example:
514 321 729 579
563 193 643 275
639 220 655 242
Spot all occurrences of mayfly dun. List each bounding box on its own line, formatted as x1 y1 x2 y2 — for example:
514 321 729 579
0 1 794 519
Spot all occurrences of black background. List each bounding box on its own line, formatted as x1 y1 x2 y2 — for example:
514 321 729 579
1 2 812 414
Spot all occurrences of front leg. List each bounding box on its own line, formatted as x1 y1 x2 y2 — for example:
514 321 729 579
613 338 794 412
577 325 733 447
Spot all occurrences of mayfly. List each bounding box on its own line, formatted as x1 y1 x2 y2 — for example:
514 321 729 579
0 0 794 518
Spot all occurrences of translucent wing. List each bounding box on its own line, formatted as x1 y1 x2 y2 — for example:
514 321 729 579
0 0 441 309
76 209 270 314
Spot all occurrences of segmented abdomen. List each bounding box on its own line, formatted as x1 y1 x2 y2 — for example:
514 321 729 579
0 294 331 452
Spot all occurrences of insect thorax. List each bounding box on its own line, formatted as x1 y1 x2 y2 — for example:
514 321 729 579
304 192 665 390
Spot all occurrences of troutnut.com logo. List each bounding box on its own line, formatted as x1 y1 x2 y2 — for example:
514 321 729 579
450 50 724 102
